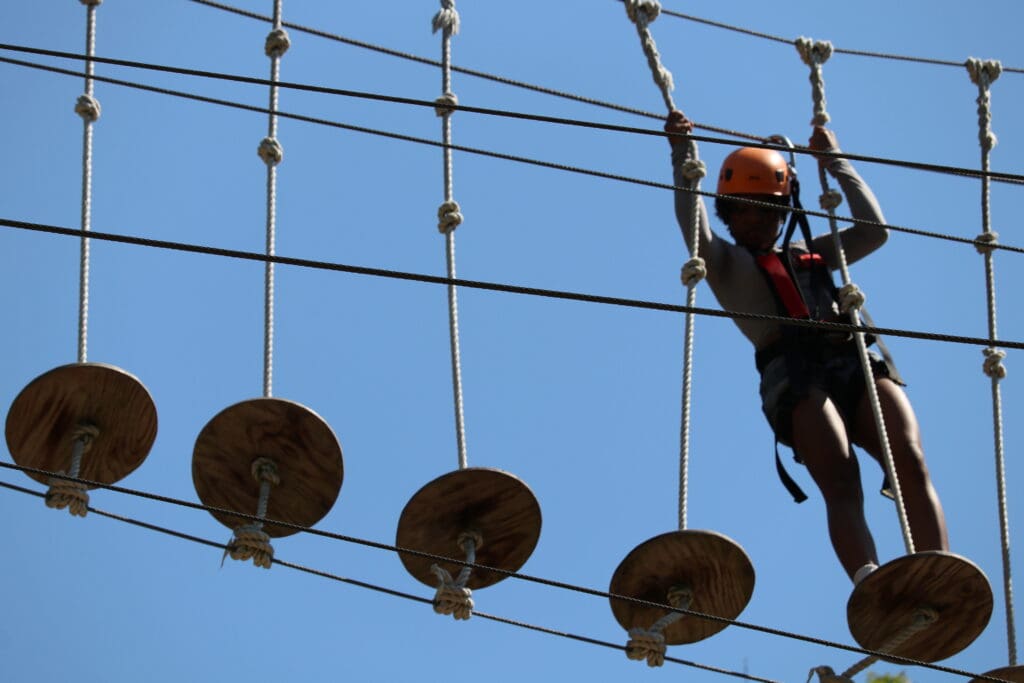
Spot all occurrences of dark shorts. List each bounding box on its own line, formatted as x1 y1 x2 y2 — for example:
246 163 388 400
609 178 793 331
757 339 900 448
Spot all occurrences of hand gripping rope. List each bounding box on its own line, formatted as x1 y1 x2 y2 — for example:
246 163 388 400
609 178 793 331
967 55 1017 667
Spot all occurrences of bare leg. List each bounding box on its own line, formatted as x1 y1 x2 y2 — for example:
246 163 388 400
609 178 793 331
850 377 949 552
791 387 879 580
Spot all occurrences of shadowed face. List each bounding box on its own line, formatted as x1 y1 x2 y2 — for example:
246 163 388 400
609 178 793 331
722 194 787 251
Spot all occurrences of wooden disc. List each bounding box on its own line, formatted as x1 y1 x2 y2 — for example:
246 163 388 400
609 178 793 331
5 363 157 487
192 398 343 538
609 530 755 644
847 551 992 663
971 666 1024 683
395 467 542 590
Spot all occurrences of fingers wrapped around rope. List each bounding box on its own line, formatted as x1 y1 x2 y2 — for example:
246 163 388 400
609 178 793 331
75 94 101 122
437 200 464 234
432 0 460 35
983 347 1008 380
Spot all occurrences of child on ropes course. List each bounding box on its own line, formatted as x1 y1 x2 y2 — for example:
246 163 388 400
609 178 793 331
664 110 947 584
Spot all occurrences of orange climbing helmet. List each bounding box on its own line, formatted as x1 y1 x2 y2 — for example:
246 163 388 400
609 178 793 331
717 147 791 196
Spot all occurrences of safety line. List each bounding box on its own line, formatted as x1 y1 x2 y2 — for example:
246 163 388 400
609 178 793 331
3 55 1020 258
653 3 1024 74
2 217 1022 352
0 477 781 682
3 44 1023 188
0 465 1011 681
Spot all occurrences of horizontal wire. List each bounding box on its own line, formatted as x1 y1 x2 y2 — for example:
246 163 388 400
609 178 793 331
2 216 1021 351
2 56 1021 257
0 477 781 682
4 43 1023 189
654 3 1024 74
0 465 1012 681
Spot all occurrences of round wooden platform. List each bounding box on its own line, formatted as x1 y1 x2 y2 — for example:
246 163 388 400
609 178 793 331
5 363 157 487
971 666 1024 683
192 397 343 538
395 467 542 590
847 551 992 663
609 529 755 644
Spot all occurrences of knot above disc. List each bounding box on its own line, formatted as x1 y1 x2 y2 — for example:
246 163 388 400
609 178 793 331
396 467 541 589
847 551 992 663
192 398 343 537
5 363 157 487
609 530 755 644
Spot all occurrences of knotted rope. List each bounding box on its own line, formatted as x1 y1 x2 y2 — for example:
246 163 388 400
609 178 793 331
795 37 833 126
625 586 693 667
430 531 481 620
76 0 103 364
839 607 938 679
259 0 288 399
967 56 1016 667
623 0 675 111
432 0 469 470
796 44 917 556
226 457 280 569
45 424 100 517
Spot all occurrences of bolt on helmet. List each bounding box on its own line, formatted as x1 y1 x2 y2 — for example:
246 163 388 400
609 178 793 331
717 147 791 196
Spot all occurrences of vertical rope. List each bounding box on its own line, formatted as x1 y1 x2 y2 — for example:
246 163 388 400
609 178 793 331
76 0 103 363
433 0 468 470
796 38 916 555
967 56 1016 667
839 608 938 678
623 1 675 111
258 0 289 398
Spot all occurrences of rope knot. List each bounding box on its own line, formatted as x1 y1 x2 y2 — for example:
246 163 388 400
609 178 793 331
624 0 661 27
437 200 463 234
227 523 274 568
625 628 666 667
264 28 291 58
819 189 843 211
838 282 865 313
680 159 706 181
966 57 1003 88
983 347 1007 380
974 230 999 254
434 92 459 117
795 37 833 67
432 0 461 36
74 94 101 122
45 477 89 517
257 137 284 166
430 564 474 620
71 423 101 450
680 257 706 287
251 457 281 486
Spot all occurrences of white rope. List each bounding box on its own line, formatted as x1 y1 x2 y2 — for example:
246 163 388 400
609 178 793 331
676 156 705 530
76 0 102 364
45 424 99 517
433 0 469 470
625 586 693 667
967 56 1016 667
839 608 938 679
225 457 279 569
259 0 288 399
430 531 480 620
623 0 675 111
797 50 917 555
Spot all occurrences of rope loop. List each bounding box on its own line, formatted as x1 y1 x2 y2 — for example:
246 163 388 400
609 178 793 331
71 423 101 448
625 628 666 667
434 92 459 117
819 189 843 211
624 0 661 27
432 0 461 36
795 37 834 67
257 137 284 166
680 159 706 181
74 94 101 122
228 523 274 569
251 456 281 486
983 347 1008 380
430 564 474 620
264 27 291 58
437 200 463 234
680 257 706 287
838 282 866 313
45 477 89 517
974 230 999 254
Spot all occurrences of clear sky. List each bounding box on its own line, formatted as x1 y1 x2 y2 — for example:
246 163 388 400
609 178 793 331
2 2 1023 682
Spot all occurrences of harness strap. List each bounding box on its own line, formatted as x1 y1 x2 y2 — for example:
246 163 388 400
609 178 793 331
775 438 808 503
756 252 810 318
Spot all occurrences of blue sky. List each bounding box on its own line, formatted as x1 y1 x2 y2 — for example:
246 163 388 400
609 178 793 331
2 1 1024 681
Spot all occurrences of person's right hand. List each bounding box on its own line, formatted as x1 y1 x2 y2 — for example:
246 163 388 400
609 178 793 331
664 110 693 149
